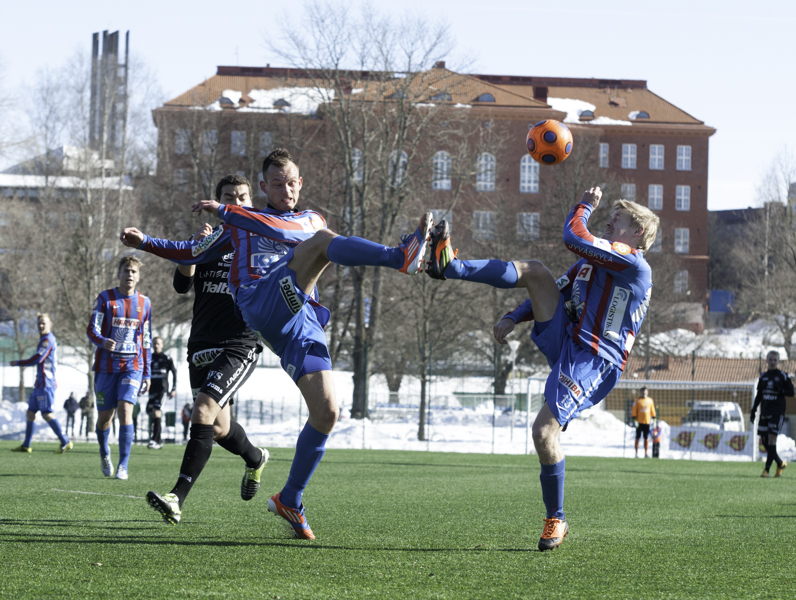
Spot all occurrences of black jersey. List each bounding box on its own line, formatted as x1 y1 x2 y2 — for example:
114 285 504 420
172 245 259 348
752 369 794 415
149 352 177 396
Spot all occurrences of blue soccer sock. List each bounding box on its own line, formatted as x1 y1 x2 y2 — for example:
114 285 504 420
118 424 134 469
444 258 518 288
280 423 330 509
539 459 566 520
327 236 403 270
47 419 68 445
96 426 111 458
23 421 35 447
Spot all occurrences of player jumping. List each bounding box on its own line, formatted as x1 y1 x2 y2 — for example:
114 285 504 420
121 150 431 538
11 313 72 453
426 186 658 551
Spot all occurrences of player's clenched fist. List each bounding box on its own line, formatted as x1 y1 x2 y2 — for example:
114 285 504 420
580 186 602 208
493 317 516 345
120 227 144 248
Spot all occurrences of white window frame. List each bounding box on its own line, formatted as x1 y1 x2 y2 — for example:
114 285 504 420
675 185 691 211
202 130 218 155
175 129 190 155
231 131 246 156
432 151 452 190
674 269 689 294
648 231 662 253
473 210 496 240
519 155 539 193
648 184 663 210
622 144 637 169
516 212 540 241
620 183 636 202
649 144 664 170
677 145 692 171
674 228 690 254
476 152 496 192
351 148 364 183
259 132 273 157
430 208 452 232
599 143 609 168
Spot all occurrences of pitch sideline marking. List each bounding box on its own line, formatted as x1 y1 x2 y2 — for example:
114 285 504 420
52 488 144 499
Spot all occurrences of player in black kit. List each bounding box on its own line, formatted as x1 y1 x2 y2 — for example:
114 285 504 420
147 336 177 449
144 174 269 524
751 350 794 478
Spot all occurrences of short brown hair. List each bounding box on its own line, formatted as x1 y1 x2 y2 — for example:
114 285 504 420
215 174 252 200
118 254 143 274
613 199 660 253
262 148 297 181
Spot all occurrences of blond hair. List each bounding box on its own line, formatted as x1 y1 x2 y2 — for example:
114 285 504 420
37 313 51 323
614 199 659 253
118 254 143 274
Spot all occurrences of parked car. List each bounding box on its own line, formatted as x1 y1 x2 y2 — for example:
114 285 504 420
681 401 745 431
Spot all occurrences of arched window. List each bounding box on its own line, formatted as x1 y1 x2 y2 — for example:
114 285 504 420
432 151 451 190
388 150 408 187
431 92 452 102
476 93 496 103
519 155 539 193
351 148 364 183
476 153 496 192
273 98 291 108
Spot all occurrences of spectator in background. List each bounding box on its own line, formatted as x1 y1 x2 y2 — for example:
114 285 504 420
63 392 79 437
79 392 95 440
181 402 193 442
632 387 656 458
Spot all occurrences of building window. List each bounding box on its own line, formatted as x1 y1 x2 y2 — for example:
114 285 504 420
476 152 496 191
175 129 190 155
351 148 364 183
649 144 664 170
599 143 609 168
231 131 246 156
432 151 452 190
517 212 540 241
202 130 218 155
674 228 690 254
476 93 496 102
648 231 662 253
676 185 691 211
622 144 637 169
677 145 692 171
259 132 273 157
648 184 663 210
388 150 408 187
519 155 539 193
674 269 689 294
430 208 452 232
621 183 636 202
473 210 496 240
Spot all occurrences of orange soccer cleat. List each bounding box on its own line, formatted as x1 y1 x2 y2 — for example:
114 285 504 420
268 493 315 540
538 518 569 551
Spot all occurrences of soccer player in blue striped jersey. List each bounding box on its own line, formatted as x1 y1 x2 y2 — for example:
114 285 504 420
427 186 659 551
11 313 72 453
87 255 152 480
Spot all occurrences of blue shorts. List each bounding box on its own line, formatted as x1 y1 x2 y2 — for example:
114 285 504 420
95 372 144 411
532 296 621 426
28 388 55 414
236 249 332 383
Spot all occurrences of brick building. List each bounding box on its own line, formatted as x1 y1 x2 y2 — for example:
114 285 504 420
151 64 714 329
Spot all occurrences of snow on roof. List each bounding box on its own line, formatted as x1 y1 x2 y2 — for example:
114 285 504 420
547 97 632 126
221 89 243 105
239 86 335 115
0 173 131 190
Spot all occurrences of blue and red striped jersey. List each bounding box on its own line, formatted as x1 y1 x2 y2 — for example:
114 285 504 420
87 288 152 378
504 202 652 370
16 332 57 390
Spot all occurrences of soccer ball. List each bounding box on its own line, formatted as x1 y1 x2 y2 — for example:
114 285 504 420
526 120 573 165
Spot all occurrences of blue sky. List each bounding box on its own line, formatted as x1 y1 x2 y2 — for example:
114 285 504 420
3 0 795 210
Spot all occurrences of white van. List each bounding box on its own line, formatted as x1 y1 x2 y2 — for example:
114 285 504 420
681 401 745 431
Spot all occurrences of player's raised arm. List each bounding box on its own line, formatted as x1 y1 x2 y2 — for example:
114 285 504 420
120 227 145 248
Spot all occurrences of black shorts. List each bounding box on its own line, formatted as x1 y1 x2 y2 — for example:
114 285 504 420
147 391 165 413
758 413 785 436
188 342 261 408
635 423 651 439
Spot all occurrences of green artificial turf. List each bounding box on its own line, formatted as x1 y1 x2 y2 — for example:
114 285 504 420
0 441 793 599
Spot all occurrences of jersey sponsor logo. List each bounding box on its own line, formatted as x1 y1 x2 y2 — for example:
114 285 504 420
207 382 222 393
286 364 296 378
202 281 232 295
143 322 150 349
279 277 302 314
594 238 611 252
575 265 593 282
226 362 246 387
569 244 613 263
208 370 223 381
93 311 104 329
112 317 140 329
113 342 138 355
251 253 280 270
632 288 651 323
308 214 325 231
555 275 570 290
603 286 630 342
42 340 49 347
612 242 632 255
193 226 224 256
558 373 582 397
221 252 234 265
191 348 222 367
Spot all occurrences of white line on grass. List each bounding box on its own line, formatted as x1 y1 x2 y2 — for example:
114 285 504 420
52 488 145 499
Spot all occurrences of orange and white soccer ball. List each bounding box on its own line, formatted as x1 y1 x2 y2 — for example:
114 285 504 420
526 120 573 165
